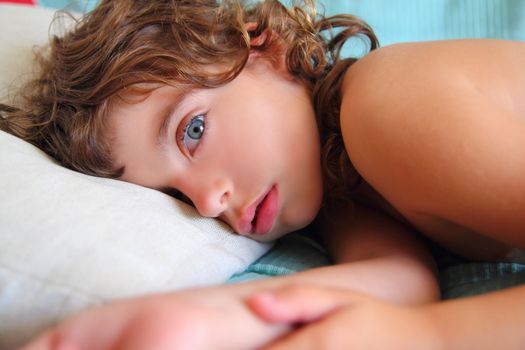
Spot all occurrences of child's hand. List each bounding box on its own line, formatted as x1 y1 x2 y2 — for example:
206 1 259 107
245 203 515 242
247 283 443 350
19 293 214 350
19 287 288 350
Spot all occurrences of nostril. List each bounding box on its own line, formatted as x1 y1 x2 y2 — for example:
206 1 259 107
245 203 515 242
220 191 230 206
190 179 232 218
194 190 230 218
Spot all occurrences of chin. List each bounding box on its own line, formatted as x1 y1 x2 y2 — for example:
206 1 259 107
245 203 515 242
255 215 318 243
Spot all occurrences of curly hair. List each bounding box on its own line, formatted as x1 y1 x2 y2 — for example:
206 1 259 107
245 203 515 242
0 0 378 204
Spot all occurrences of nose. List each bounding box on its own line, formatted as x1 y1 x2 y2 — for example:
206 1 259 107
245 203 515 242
188 178 232 218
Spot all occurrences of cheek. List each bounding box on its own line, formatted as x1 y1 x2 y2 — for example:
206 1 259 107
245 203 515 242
203 120 272 180
288 164 323 226
277 140 323 230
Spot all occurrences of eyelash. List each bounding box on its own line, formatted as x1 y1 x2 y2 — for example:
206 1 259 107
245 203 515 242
177 113 207 157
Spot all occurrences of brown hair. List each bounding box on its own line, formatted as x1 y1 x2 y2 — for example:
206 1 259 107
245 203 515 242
0 0 377 203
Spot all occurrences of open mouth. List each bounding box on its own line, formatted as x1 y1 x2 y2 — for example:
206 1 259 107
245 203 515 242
238 185 278 236
250 185 278 235
251 193 268 227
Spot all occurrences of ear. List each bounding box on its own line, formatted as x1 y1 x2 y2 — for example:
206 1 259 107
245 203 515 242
245 22 290 77
245 22 269 48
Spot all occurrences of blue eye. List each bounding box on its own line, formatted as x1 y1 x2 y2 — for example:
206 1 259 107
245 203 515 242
182 114 205 155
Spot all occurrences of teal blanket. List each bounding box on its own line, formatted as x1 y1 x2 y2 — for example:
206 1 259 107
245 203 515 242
323 0 525 46
229 231 525 300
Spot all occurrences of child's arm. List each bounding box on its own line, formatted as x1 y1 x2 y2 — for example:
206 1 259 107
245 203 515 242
248 282 525 350
20 204 438 350
318 201 439 303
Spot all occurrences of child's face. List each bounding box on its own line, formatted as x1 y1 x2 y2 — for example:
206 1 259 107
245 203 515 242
108 61 323 242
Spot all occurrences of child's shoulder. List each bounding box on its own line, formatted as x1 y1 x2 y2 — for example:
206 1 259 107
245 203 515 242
338 40 525 252
339 41 441 124
343 40 462 93
344 39 525 90
341 39 525 117
340 41 439 107
341 39 525 115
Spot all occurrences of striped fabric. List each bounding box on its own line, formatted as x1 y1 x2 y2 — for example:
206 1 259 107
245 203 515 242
230 231 525 300
322 0 525 46
2 0 524 41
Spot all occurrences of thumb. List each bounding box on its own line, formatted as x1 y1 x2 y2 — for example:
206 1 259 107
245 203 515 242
246 284 358 325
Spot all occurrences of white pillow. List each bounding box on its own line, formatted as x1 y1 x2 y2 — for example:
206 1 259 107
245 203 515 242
0 4 270 349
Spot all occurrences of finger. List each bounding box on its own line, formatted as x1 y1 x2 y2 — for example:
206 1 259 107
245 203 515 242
247 284 358 324
18 332 53 350
19 331 84 350
261 316 342 350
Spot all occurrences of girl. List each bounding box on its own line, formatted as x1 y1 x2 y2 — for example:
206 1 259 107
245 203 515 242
2 0 524 349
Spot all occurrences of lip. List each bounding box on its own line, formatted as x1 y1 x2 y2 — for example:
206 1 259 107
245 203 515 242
238 185 279 235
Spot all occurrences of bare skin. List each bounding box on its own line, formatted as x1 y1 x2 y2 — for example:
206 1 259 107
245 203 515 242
341 39 525 261
250 39 525 349
20 39 525 350
248 283 525 350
